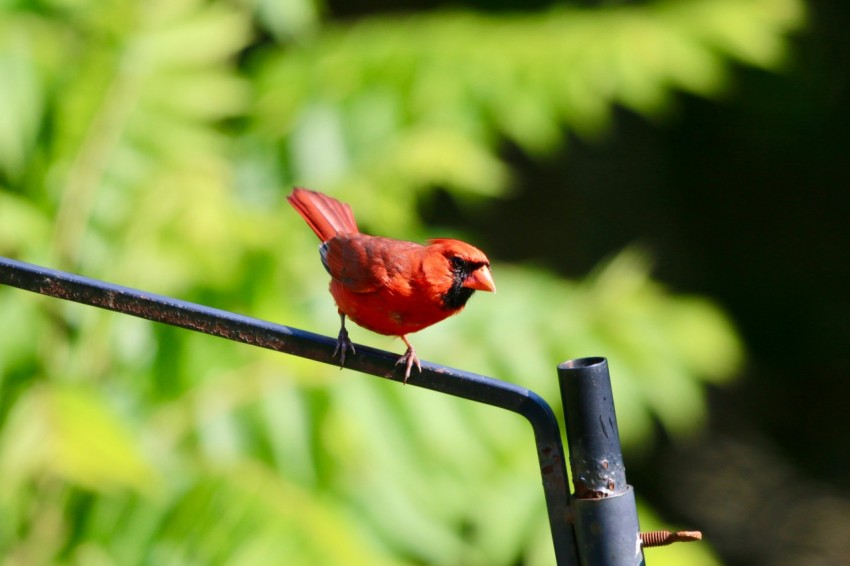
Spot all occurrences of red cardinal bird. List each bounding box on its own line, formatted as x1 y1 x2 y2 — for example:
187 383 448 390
287 188 495 382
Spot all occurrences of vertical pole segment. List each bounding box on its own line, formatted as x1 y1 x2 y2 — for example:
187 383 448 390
558 357 645 566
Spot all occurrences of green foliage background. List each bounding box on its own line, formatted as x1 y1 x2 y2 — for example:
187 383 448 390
0 0 802 564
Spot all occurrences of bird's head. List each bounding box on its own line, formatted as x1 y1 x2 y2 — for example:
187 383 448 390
425 238 495 310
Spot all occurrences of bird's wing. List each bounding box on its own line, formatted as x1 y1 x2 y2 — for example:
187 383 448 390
322 235 421 294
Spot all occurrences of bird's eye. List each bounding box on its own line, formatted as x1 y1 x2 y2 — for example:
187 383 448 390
450 256 467 269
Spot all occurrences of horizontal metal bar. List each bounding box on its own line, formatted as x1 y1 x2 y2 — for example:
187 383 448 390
0 255 578 565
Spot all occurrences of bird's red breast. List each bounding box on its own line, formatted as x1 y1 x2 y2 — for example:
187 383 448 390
287 188 495 338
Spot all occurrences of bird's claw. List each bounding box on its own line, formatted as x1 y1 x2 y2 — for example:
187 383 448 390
333 327 355 368
396 346 422 384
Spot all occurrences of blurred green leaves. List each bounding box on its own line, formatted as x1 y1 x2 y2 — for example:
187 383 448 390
0 0 800 564
255 0 802 200
0 385 157 493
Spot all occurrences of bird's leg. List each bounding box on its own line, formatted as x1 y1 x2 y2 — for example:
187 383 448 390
396 335 422 384
333 312 355 368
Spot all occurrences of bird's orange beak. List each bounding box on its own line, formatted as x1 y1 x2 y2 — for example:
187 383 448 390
463 265 496 293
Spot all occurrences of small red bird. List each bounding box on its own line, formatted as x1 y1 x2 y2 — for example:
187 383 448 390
287 188 495 382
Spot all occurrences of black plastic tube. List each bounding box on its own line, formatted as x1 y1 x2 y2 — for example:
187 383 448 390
558 357 645 565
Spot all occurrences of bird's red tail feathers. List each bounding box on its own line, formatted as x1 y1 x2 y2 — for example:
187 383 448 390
287 188 359 241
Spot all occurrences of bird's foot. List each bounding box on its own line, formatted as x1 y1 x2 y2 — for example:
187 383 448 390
333 326 355 368
396 346 422 384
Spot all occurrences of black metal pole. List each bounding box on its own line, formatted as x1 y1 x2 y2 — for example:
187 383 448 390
558 357 645 566
0 256 579 565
